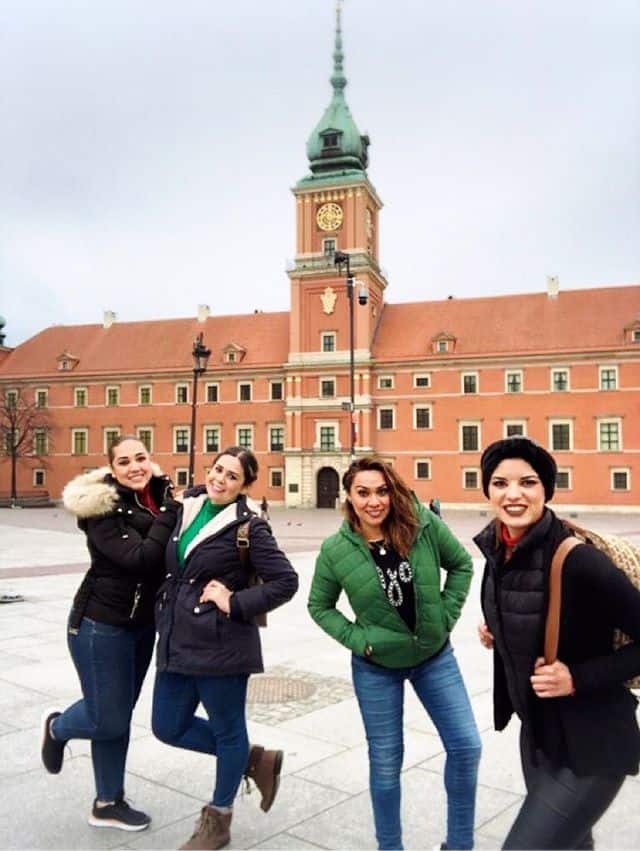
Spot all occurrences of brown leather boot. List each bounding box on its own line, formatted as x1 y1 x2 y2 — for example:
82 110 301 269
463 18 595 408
245 745 284 812
179 805 231 850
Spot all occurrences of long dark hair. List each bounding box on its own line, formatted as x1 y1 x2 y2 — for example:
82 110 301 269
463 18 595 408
212 446 258 486
342 457 419 558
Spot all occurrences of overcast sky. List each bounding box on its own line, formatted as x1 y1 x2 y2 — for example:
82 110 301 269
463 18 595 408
2 0 639 347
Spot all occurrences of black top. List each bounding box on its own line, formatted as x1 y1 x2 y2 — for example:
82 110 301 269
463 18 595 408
368 540 416 633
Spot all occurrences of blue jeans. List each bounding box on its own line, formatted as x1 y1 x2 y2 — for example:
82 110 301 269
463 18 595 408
151 670 249 807
352 642 481 850
52 617 155 801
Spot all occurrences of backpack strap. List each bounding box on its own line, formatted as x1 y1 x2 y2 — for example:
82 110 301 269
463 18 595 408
544 536 582 664
236 519 251 569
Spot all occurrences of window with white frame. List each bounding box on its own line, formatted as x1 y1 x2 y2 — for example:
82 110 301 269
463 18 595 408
463 468 480 489
378 375 394 390
550 420 572 452
320 378 336 398
633 330 640 343
176 383 189 404
5 389 18 407
460 422 481 452
462 373 478 394
137 427 153 452
319 425 336 451
414 374 431 388
174 427 190 453
551 368 569 392
206 383 219 403
105 386 120 406
204 426 220 454
415 459 431 480
504 420 526 438
270 468 284 488
556 468 572 490
598 418 622 451
33 468 46 487
611 468 630 491
321 332 336 353
103 427 121 454
505 370 523 393
35 388 48 408
33 428 48 455
270 381 284 401
139 385 152 405
236 425 253 449
238 382 252 402
414 405 432 430
72 428 89 455
437 340 448 353
323 238 337 256
175 469 189 487
378 407 395 430
269 425 285 452
74 387 88 407
599 366 618 391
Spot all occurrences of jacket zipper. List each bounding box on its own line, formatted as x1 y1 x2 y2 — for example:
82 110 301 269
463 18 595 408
129 583 142 619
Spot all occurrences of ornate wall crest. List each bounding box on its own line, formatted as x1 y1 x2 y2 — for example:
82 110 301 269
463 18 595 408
320 287 338 315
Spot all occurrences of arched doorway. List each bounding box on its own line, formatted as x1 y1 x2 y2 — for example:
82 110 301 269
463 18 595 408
317 467 339 508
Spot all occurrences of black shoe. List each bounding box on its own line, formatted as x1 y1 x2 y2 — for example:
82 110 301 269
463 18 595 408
40 709 65 774
88 798 151 832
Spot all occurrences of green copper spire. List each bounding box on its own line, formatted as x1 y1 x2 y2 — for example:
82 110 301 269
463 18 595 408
298 1 370 186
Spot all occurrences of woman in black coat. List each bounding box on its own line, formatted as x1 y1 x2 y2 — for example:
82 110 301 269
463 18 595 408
40 435 180 831
476 437 640 850
152 446 298 851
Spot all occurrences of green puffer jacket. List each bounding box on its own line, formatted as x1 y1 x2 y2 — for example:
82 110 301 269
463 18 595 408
308 503 473 668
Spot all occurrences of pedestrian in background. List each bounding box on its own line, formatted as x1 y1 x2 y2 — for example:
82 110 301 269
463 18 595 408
40 436 179 831
152 446 298 850
260 496 270 522
476 437 640 849
308 456 481 851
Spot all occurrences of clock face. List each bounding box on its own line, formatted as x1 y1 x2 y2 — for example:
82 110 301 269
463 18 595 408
316 202 344 232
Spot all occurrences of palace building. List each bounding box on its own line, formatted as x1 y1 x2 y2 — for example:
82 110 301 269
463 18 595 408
1 10 639 510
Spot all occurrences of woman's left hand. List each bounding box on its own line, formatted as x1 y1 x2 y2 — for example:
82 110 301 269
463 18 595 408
199 579 233 614
530 656 575 698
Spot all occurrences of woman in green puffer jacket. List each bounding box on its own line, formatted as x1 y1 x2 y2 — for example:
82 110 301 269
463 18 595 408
308 457 481 851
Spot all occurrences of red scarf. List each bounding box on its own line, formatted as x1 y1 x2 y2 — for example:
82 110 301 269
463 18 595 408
138 483 160 516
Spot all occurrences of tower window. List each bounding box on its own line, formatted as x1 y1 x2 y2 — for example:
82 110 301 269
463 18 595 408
323 133 339 148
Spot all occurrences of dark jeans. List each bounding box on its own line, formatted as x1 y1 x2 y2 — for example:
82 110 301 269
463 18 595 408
352 642 481 850
151 670 249 807
52 617 155 801
503 727 626 850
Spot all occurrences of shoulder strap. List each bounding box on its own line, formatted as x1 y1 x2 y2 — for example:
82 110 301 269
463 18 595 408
544 536 582 664
236 520 251 568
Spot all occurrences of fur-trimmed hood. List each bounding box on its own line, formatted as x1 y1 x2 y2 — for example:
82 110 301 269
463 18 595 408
62 463 165 519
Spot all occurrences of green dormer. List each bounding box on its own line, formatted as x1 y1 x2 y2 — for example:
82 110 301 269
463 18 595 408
298 4 370 187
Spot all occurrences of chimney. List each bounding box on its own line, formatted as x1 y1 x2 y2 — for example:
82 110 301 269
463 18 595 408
197 304 210 323
103 310 117 329
547 276 559 299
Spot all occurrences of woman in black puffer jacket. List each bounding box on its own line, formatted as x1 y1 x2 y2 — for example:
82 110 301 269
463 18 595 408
40 435 180 832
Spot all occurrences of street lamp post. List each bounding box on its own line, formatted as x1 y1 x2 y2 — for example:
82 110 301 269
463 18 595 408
334 251 367 460
188 332 211 487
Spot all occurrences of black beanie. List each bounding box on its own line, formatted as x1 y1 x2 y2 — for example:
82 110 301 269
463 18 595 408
480 437 557 501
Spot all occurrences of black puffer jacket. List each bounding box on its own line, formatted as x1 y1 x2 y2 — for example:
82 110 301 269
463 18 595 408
155 492 298 676
476 508 640 777
63 466 180 629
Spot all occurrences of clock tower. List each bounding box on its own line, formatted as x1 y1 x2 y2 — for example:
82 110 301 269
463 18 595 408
285 3 388 507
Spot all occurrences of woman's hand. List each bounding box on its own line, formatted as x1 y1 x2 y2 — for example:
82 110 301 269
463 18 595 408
478 622 494 649
199 579 233 614
530 656 575 698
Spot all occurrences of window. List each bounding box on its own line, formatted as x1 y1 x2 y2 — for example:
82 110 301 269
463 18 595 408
414 374 431 388
226 351 236 363
236 426 253 449
378 408 394 430
550 420 572 452
323 238 336 255
504 421 526 438
323 132 339 148
238 382 252 402
321 332 336 353
176 384 189 404
206 383 219 403
5 389 18 407
414 406 431 430
437 340 448 353
415 460 431 480
33 429 48 455
139 385 152 405
460 422 480 452
378 375 394 390
72 428 89 455
33 469 46 487
74 387 87 407
106 386 120 407
269 426 285 452
103 428 121 454
611 469 630 491
270 468 283 488
319 425 336 451
598 419 621 451
175 469 189 487
462 373 478 394
270 381 283 401
320 378 335 398
633 330 640 343
556 469 571 490
174 427 190 453
552 369 569 392
204 426 220 454
599 367 618 391
35 389 48 408
137 428 153 452
505 371 523 393
463 469 479 489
